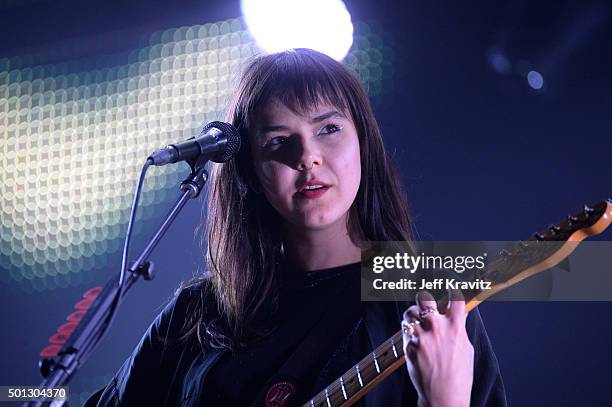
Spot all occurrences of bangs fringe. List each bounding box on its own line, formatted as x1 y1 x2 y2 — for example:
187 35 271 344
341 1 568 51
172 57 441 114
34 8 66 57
240 49 353 129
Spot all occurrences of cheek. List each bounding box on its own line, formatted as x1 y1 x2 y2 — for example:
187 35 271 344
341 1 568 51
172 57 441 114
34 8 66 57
333 139 361 192
257 160 292 201
251 149 278 191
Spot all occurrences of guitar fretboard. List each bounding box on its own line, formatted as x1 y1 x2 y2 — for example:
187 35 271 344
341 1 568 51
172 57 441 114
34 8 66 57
305 330 405 406
303 199 612 407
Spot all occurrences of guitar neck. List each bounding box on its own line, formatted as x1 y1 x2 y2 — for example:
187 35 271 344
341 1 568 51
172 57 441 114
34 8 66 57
302 199 612 407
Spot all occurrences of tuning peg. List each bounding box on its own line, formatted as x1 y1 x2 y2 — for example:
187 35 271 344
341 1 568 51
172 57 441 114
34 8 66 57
518 241 528 250
549 224 561 234
607 197 612 205
584 204 595 214
533 232 545 241
499 249 511 257
566 214 579 224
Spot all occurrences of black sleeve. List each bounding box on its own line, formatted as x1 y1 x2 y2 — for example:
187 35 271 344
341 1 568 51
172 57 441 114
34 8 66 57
466 308 508 407
84 287 199 406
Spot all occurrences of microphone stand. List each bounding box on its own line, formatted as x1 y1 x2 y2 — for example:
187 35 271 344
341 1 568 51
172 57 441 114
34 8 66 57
26 164 209 407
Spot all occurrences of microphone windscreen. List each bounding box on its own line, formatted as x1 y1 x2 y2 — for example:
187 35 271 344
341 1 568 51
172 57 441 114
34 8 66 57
203 121 242 163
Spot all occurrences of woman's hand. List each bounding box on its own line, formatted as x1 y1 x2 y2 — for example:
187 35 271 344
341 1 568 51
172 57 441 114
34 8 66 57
402 291 474 407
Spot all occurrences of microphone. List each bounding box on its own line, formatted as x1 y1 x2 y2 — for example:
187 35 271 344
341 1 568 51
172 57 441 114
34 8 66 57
148 121 241 166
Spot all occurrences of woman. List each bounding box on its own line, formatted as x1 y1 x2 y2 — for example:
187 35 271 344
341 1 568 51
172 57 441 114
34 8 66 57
86 48 506 406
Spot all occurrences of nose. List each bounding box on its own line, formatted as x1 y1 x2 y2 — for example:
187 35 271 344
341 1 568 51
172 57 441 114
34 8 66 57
297 155 320 171
296 137 322 171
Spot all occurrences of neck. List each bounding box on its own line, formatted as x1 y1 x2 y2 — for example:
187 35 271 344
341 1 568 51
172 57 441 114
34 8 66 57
283 218 362 272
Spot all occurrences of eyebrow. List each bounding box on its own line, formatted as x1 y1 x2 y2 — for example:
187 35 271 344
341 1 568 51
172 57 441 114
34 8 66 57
257 110 346 137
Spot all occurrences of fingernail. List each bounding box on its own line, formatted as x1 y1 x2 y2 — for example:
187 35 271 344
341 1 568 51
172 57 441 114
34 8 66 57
448 288 465 301
416 290 435 302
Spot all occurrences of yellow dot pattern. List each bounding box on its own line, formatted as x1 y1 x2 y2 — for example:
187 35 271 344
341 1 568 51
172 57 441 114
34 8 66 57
0 18 392 292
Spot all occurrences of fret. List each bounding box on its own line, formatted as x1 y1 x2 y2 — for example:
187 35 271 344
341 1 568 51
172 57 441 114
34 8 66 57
300 335 409 407
391 337 399 358
372 351 380 373
340 376 348 400
356 364 364 387
301 200 612 407
325 388 331 407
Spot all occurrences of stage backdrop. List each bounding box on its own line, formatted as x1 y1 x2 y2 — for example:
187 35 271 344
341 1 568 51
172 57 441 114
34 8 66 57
1 0 611 405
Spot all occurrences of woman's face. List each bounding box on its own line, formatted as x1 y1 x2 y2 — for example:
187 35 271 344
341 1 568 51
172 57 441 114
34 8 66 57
250 98 361 232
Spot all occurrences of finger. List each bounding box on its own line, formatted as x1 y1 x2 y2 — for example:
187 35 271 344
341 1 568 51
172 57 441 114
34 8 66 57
416 290 438 312
446 289 467 324
401 321 422 357
401 317 424 336
403 333 420 359
405 308 436 332
403 306 421 324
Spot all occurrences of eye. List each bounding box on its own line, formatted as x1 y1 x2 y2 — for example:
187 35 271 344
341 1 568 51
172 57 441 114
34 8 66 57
318 123 343 136
263 135 288 148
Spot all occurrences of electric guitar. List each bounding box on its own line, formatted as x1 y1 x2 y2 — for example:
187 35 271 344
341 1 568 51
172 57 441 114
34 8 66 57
303 199 612 407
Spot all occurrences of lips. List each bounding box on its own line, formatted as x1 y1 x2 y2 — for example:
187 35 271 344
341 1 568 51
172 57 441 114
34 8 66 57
297 180 331 199
299 185 330 199
298 180 330 192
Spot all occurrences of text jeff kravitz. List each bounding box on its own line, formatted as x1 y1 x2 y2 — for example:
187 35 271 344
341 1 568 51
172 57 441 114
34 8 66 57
372 278 492 291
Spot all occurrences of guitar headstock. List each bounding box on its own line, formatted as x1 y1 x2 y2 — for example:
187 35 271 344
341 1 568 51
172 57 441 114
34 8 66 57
466 199 612 306
306 199 612 407
527 199 612 242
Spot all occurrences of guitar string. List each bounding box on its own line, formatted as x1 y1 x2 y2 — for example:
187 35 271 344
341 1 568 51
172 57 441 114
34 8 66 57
306 254 512 405
306 207 602 405
307 330 405 405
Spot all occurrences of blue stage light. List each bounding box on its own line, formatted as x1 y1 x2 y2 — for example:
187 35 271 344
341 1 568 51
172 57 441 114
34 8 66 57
527 70 544 90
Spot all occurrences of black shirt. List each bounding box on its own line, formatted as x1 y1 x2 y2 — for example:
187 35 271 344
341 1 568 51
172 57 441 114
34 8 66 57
86 262 507 406
204 262 368 405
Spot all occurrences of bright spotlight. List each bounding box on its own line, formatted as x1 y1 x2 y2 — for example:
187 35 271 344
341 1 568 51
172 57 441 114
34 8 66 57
241 0 354 61
527 70 544 90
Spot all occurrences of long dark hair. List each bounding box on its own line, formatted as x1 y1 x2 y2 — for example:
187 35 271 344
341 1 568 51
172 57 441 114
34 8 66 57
180 48 413 351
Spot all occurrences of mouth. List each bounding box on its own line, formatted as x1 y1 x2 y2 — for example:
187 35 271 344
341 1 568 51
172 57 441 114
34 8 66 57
298 184 331 199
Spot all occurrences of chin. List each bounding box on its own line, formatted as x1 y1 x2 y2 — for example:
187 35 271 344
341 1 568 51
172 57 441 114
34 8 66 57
293 211 345 231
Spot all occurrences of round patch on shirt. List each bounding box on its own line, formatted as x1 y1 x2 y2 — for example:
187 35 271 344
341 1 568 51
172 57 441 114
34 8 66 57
265 381 297 407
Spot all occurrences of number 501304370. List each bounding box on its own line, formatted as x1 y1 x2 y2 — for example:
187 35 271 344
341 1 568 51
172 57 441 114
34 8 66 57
1 386 68 402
